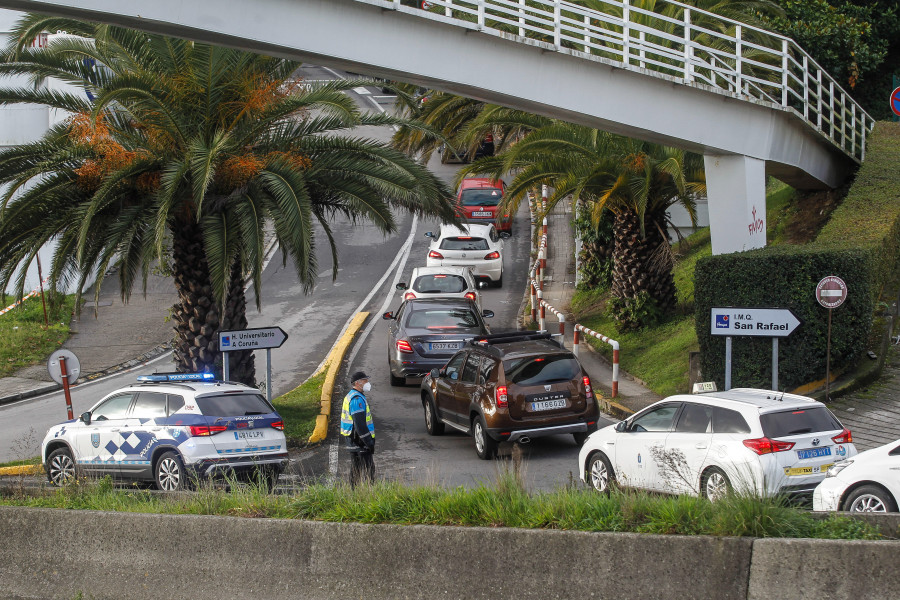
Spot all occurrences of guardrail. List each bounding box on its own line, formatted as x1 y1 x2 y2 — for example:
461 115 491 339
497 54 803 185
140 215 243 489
574 324 619 398
384 0 872 161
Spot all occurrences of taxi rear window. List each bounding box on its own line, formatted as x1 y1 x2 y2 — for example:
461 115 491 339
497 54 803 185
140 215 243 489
195 393 274 417
760 407 842 438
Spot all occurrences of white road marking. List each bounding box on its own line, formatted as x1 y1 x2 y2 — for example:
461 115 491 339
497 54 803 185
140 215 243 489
352 86 371 95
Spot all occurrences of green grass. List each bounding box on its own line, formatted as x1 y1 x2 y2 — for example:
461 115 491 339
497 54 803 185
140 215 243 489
0 472 880 540
0 293 76 378
271 372 326 447
0 457 41 468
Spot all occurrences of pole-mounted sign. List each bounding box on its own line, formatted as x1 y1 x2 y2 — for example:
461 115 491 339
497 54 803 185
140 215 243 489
48 349 81 420
711 307 802 391
816 275 847 401
218 326 288 401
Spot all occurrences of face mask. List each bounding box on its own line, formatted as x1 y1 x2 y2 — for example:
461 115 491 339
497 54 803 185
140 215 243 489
362 382 372 393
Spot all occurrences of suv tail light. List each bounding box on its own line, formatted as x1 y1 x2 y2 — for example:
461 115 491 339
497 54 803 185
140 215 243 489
496 385 508 408
484 251 500 260
464 292 476 301
189 424 228 437
428 250 444 259
832 428 852 444
583 376 593 399
271 420 284 431
742 437 795 455
397 340 414 353
404 292 416 300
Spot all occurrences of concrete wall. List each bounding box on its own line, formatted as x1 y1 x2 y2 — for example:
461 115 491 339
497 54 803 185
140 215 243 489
0 506 897 600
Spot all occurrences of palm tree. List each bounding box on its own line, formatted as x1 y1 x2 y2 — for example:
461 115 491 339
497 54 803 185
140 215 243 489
0 16 457 383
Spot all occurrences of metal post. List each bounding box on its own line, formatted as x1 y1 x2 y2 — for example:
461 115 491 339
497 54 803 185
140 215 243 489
223 350 229 382
537 290 544 332
35 253 48 327
58 355 74 420
558 313 566 337
542 217 548 238
825 308 832 401
530 281 537 322
266 348 272 402
611 346 619 398
781 39 789 107
573 326 580 358
622 0 630 66
519 0 525 37
683 7 692 82
772 337 778 391
725 336 732 391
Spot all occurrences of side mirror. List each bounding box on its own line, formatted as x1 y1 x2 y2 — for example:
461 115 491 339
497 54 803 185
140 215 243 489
482 309 495 318
80 411 92 425
424 232 435 238
499 232 511 240
382 311 394 320
395 282 408 291
430 368 441 379
615 421 627 433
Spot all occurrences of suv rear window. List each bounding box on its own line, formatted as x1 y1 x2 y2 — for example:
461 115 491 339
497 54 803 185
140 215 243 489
503 354 581 386
440 237 489 251
460 188 502 207
760 407 842 438
413 274 467 293
196 393 274 417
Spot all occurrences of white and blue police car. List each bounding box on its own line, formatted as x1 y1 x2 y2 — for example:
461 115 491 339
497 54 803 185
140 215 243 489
41 373 288 491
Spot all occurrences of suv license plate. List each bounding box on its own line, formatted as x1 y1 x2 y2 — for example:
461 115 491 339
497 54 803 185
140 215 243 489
784 463 833 477
429 342 460 351
797 447 831 460
531 399 567 411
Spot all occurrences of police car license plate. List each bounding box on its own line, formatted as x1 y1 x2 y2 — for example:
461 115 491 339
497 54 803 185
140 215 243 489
235 430 264 440
784 463 833 477
429 342 460 351
797 447 831 460
471 211 492 217
531 399 567 411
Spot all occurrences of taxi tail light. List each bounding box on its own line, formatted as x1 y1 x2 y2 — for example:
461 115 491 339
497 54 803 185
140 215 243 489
397 339 414 354
271 420 285 431
832 428 852 444
496 385 508 407
428 250 444 259
404 292 416 300
484 251 500 260
189 424 228 437
583 376 593 399
742 437 795 455
464 292 477 301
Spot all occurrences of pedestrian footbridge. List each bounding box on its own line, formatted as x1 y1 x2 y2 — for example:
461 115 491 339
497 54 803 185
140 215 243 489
0 0 873 254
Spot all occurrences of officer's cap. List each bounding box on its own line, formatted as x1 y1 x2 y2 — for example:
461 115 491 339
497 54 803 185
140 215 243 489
350 371 370 383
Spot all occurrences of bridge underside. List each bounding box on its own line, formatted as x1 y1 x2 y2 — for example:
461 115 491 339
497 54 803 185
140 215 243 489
0 0 858 254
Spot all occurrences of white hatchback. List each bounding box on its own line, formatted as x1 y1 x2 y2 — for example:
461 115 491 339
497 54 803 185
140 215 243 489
424 223 508 287
396 265 485 310
579 388 857 499
813 438 900 512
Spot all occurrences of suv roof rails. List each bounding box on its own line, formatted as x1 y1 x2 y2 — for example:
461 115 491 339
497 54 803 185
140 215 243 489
469 331 557 346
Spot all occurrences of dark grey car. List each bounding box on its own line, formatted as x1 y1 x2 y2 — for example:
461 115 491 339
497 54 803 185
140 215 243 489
383 297 493 386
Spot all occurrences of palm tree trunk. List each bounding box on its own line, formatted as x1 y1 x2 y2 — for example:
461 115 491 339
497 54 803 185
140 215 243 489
170 219 255 385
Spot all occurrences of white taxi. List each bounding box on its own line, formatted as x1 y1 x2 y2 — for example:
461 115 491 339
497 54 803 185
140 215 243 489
424 223 508 287
41 373 288 491
814 438 900 512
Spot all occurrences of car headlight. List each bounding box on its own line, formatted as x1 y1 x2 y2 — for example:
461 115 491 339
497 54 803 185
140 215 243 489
826 460 853 478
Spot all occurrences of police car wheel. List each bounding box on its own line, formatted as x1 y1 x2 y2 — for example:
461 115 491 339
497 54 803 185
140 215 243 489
47 448 77 487
155 451 188 492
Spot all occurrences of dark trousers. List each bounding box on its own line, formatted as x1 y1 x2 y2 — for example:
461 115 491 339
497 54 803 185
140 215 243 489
349 450 375 487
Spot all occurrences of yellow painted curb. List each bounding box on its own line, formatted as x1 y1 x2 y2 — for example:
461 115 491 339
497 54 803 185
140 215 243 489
0 464 43 477
308 312 369 444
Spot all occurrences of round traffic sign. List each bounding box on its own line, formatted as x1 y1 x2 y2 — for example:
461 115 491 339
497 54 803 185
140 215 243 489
47 349 81 385
891 87 900 118
816 276 847 309
421 1 433 9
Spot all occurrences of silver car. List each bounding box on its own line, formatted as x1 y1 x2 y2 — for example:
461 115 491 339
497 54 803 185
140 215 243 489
395 266 485 310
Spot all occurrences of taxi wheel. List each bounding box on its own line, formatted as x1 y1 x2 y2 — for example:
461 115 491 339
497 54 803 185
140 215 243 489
845 485 897 513
473 416 497 460
587 452 614 494
701 467 731 501
46 448 77 487
155 451 188 492
423 396 445 436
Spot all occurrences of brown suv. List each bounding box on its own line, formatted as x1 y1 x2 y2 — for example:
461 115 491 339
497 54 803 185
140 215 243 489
420 332 600 459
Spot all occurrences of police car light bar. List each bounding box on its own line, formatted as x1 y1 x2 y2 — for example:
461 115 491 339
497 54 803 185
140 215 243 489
137 372 215 382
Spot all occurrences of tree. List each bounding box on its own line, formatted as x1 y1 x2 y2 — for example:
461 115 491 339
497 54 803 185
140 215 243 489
0 16 457 384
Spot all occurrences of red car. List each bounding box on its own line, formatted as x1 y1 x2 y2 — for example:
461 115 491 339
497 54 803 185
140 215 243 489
456 177 512 234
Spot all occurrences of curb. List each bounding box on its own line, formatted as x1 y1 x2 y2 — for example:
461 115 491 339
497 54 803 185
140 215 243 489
308 312 369 444
0 464 42 477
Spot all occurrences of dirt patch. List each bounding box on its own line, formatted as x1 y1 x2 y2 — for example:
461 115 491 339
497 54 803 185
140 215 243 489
783 185 850 244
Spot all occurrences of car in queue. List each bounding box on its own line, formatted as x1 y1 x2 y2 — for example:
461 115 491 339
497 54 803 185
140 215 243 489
41 373 288 491
456 177 512 235
395 265 485 310
425 223 508 288
420 332 600 459
814 438 900 513
579 388 856 500
383 297 493 387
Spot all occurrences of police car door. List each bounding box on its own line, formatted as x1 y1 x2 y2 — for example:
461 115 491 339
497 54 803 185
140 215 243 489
74 392 136 477
117 391 169 480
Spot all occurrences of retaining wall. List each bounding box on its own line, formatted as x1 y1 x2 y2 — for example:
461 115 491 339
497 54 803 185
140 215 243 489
0 506 896 600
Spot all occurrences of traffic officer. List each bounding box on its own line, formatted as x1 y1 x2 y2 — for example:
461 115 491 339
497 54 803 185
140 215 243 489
340 370 376 487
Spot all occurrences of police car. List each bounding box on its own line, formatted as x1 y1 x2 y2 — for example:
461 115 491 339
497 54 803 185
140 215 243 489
41 373 288 491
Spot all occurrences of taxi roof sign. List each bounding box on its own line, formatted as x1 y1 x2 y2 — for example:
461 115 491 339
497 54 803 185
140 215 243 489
137 372 214 382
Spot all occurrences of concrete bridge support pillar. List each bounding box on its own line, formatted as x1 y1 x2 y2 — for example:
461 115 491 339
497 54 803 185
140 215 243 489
704 155 767 255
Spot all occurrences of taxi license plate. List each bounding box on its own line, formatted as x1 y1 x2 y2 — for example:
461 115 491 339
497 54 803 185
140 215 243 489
429 342 460 351
797 447 831 460
784 463 833 477
531 399 567 411
235 431 264 440
471 211 492 217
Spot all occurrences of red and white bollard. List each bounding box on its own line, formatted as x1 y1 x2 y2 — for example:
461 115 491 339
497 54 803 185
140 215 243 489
573 327 580 357
537 289 545 332
530 281 537 323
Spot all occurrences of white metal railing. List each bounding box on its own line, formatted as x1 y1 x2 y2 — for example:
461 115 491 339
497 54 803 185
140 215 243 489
384 0 873 162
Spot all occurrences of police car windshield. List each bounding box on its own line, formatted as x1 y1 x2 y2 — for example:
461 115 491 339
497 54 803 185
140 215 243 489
195 393 274 417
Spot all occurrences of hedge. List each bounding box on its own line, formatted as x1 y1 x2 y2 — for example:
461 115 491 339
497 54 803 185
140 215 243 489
694 122 900 391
